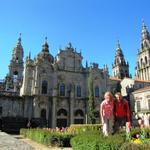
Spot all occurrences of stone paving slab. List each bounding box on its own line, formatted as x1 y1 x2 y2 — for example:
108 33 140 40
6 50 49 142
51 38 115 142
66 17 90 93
18 136 72 150
0 132 35 150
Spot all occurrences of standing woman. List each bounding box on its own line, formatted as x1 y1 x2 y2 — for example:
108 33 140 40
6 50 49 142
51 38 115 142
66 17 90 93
100 92 114 136
114 92 130 131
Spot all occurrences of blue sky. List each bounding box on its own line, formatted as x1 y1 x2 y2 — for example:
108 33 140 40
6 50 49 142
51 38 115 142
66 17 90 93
0 0 150 79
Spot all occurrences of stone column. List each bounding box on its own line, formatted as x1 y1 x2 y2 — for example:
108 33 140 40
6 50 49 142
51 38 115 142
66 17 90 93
146 68 149 81
148 68 150 80
51 89 57 128
51 97 56 128
34 66 39 95
70 91 74 125
141 70 143 80
47 97 52 128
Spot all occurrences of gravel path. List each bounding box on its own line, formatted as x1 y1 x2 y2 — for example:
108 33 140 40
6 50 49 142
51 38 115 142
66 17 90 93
0 132 35 150
0 132 72 150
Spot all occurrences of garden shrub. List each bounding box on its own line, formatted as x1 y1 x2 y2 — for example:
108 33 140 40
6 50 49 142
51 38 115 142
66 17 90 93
130 127 141 138
20 127 150 149
71 132 125 150
20 128 74 147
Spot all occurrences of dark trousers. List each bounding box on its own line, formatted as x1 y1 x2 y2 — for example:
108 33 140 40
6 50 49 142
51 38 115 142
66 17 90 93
114 117 126 132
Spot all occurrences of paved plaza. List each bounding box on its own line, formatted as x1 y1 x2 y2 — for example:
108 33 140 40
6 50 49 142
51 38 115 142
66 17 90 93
0 131 72 150
0 131 35 150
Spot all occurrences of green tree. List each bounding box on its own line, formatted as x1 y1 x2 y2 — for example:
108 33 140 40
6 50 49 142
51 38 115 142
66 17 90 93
88 70 96 124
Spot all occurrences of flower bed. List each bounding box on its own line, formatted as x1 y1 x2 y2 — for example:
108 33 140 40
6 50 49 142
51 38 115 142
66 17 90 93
20 124 101 147
129 127 150 145
20 126 150 149
68 124 102 134
71 127 150 150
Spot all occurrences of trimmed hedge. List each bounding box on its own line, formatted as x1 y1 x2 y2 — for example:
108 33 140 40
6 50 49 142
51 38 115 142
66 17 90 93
20 126 150 149
20 124 101 147
20 128 74 147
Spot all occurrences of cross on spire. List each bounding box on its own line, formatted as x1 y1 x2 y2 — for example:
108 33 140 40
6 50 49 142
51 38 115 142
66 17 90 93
45 36 48 43
116 40 120 49
18 33 22 44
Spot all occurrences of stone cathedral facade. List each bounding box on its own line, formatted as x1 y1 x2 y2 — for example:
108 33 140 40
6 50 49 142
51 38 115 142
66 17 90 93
1 37 109 128
0 21 150 129
20 40 109 127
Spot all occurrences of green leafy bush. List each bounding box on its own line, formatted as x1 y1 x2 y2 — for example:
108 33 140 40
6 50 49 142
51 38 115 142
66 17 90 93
130 127 141 138
20 126 150 149
71 132 125 150
20 128 74 147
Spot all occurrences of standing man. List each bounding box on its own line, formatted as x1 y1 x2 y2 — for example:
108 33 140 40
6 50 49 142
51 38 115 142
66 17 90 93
114 92 130 131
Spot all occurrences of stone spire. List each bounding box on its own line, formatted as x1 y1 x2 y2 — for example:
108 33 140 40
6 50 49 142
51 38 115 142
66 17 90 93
112 41 129 79
86 60 88 68
114 40 125 65
6 34 24 91
36 37 54 63
141 20 150 41
26 51 32 62
12 33 23 60
42 37 49 52
116 40 120 49
135 20 150 81
9 34 24 78
141 20 150 49
29 51 31 59
17 33 22 45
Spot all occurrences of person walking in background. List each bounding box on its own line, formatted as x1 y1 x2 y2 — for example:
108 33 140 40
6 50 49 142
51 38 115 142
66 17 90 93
114 92 130 132
100 91 114 136
27 120 31 129
144 113 150 127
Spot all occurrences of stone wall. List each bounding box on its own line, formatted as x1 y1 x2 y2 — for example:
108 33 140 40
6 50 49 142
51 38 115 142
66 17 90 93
0 94 24 117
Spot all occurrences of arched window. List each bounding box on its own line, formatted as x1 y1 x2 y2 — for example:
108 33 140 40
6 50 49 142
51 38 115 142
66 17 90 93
125 70 128 77
57 109 67 116
42 80 48 94
145 56 148 64
16 57 19 63
41 109 46 119
13 71 18 82
77 85 81 97
141 58 143 66
95 86 99 97
74 109 84 124
137 61 140 68
57 109 68 128
136 101 141 112
60 83 65 96
74 109 84 117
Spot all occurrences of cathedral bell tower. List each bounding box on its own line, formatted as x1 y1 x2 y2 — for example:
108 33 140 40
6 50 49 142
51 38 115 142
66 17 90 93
135 20 150 81
6 34 24 91
112 40 129 79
